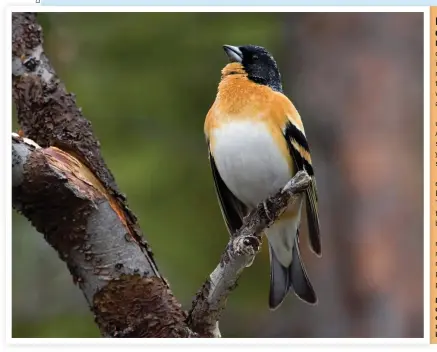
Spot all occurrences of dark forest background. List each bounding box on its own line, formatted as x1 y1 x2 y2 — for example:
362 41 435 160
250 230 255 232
12 12 424 338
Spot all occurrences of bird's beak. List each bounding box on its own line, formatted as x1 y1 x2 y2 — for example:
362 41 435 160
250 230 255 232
223 45 243 63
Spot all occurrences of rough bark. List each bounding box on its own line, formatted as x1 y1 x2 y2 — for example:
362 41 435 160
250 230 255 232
11 12 194 338
11 13 160 266
12 132 194 337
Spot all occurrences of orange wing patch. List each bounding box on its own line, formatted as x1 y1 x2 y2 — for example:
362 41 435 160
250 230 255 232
290 139 312 164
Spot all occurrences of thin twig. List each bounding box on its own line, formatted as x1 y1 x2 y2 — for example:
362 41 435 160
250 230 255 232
187 171 311 337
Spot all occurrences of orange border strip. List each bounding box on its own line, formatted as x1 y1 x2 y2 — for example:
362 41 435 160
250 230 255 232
431 6 437 344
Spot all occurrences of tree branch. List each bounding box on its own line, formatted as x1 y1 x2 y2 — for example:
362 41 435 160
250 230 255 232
11 12 195 338
187 171 311 337
11 13 157 265
12 133 196 337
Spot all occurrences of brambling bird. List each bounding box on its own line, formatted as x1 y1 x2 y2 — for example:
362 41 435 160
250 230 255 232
204 44 321 309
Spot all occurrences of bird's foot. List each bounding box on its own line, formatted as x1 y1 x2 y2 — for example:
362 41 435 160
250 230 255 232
232 235 261 258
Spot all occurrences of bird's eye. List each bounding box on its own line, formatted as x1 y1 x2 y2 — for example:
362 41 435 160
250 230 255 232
252 55 259 61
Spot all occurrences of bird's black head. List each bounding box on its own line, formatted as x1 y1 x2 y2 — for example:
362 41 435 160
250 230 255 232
223 44 282 92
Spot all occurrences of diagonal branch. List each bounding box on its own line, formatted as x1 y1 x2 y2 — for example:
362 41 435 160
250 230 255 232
187 171 311 337
12 132 195 337
12 12 154 262
11 12 195 338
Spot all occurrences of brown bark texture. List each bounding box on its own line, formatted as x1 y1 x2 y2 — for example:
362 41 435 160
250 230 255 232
12 12 194 338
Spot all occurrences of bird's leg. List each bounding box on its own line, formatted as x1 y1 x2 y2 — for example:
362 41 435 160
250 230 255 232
242 213 252 225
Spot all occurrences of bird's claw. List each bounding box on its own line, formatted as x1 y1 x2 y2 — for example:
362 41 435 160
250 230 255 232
263 200 274 222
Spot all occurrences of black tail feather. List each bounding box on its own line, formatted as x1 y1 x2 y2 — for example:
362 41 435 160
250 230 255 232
290 234 317 304
268 244 290 310
268 234 317 309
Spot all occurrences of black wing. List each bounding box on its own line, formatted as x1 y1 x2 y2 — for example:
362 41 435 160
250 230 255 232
284 122 321 256
208 147 247 235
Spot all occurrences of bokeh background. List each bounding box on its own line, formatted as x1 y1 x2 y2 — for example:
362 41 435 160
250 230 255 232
12 12 424 338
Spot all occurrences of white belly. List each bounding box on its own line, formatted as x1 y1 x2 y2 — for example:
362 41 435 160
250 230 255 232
212 120 292 208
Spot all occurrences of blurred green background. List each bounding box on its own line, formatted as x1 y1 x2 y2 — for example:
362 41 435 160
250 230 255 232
12 12 424 338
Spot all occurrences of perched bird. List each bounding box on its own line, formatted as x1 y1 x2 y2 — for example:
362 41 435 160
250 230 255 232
204 44 321 309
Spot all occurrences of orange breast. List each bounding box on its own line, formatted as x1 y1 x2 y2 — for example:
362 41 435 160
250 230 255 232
205 73 301 174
